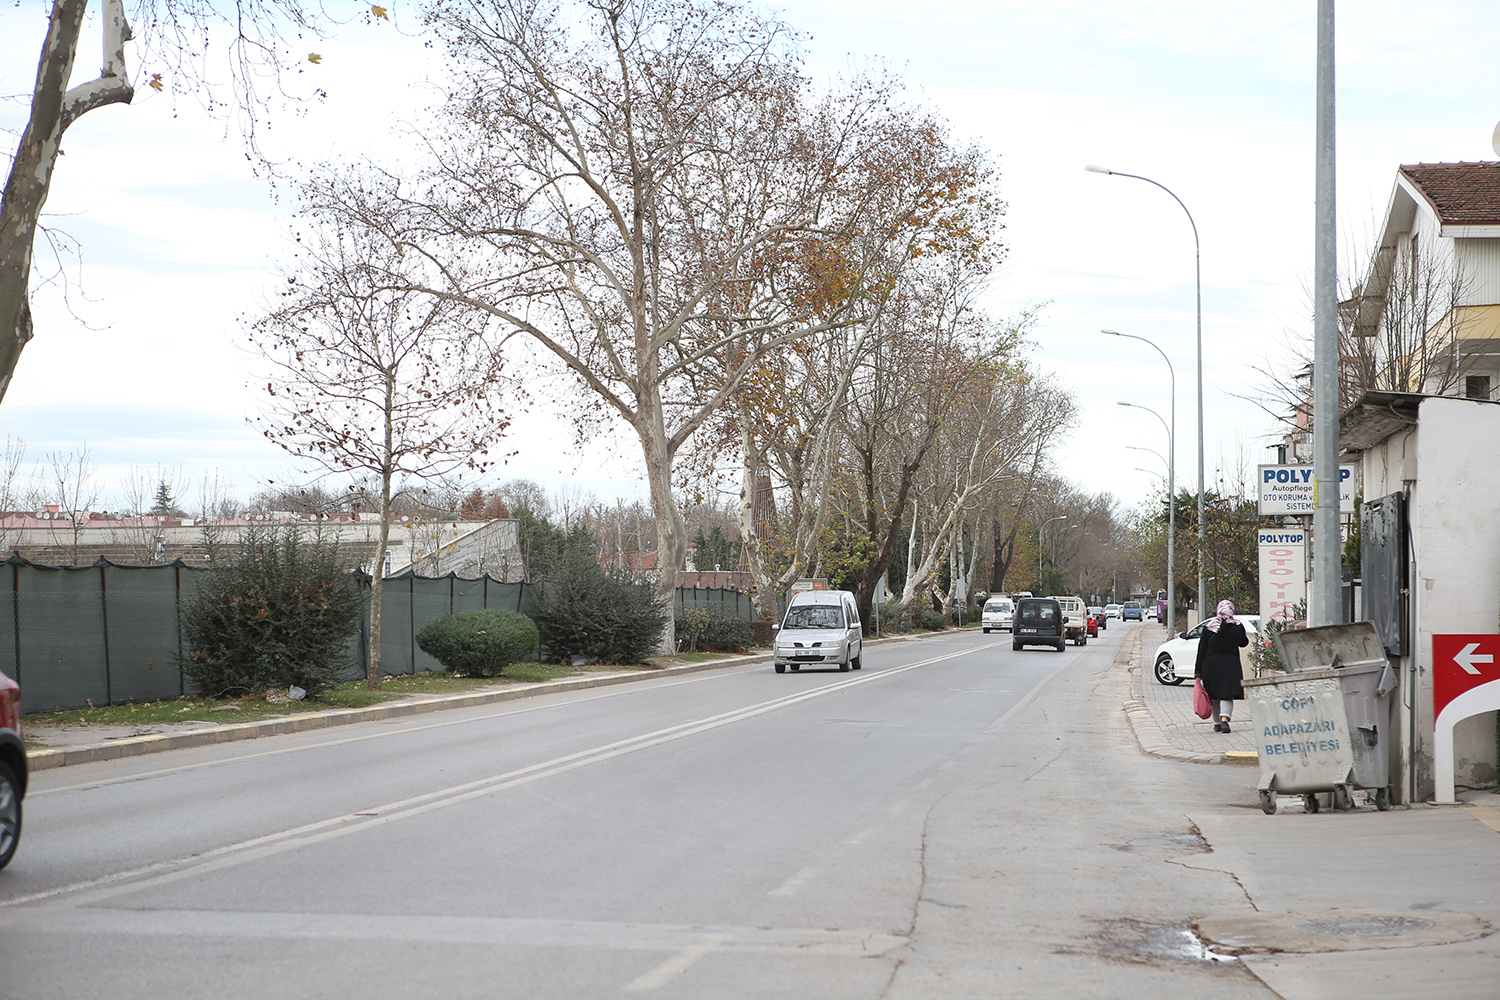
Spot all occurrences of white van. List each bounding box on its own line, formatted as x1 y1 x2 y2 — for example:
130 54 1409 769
1047 595 1089 645
772 590 863 673
982 596 1015 633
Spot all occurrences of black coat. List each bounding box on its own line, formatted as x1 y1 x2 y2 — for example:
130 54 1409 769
1195 621 1248 701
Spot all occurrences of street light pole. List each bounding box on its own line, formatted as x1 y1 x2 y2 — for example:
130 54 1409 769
1039 515 1067 591
1107 329 1177 636
1118 400 1176 634
1088 168 1206 620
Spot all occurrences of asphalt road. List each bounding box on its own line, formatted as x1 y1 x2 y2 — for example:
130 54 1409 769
0 623 1275 999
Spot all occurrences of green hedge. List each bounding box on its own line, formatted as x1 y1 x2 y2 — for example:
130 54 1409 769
416 609 540 677
180 525 364 697
676 608 753 652
529 549 669 663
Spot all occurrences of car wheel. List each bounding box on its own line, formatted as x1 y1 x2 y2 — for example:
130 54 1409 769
775 663 786 674
1153 655 1182 685
0 759 21 871
851 653 863 671
839 657 850 672
983 627 990 634
1012 642 1023 651
790 664 800 672
1055 641 1065 651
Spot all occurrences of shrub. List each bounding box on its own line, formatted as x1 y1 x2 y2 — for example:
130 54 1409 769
529 547 669 663
676 607 753 652
749 620 776 647
918 609 947 631
417 609 539 677
180 525 364 697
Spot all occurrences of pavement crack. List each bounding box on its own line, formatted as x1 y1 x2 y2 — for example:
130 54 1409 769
1024 748 1067 781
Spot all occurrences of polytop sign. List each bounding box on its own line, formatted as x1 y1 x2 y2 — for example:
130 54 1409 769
1256 464 1357 516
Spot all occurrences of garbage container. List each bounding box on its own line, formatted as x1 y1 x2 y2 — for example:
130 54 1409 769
1243 622 1397 815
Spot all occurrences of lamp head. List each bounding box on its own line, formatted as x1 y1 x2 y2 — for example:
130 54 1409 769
1084 164 1113 175
1101 328 1120 336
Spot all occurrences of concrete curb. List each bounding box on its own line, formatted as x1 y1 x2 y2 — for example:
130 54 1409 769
25 656 757 772
24 628 949 772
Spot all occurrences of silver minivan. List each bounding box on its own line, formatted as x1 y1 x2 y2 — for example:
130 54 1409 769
773 590 863 673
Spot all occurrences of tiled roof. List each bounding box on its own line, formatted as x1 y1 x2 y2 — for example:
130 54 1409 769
1399 162 1500 225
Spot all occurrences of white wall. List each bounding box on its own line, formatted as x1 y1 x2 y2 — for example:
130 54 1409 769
1412 396 1500 792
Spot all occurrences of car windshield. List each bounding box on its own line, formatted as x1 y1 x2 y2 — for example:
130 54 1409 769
1019 604 1057 623
783 605 844 629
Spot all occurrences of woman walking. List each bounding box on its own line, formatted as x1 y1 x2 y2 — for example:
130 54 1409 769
1195 599 1248 733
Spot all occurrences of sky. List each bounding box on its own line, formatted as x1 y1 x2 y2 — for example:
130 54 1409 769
3 1 1500 516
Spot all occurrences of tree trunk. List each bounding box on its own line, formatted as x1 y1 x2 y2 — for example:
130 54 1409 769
0 0 133 402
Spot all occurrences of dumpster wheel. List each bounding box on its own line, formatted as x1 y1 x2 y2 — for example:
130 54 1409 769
1302 793 1320 813
1333 784 1354 811
1374 787 1391 811
1258 789 1277 815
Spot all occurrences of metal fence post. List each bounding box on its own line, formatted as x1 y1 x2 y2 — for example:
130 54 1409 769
100 563 113 706
174 562 184 696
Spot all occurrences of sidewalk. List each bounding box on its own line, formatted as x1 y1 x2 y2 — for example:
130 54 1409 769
1122 623 1260 766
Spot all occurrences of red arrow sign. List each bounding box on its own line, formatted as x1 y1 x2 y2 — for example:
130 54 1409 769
1434 634 1500 719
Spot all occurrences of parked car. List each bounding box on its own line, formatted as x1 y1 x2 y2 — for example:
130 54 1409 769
1012 597 1065 651
1120 600 1143 621
1085 613 1100 638
1088 606 1107 631
1104 603 1122 619
1147 604 1159 621
981 596 1015 633
0 668 25 870
773 590 863 673
1152 615 1263 685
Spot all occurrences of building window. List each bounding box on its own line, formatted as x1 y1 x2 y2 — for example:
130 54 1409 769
1466 375 1491 400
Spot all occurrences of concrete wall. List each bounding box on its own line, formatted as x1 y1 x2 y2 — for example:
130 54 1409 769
1365 396 1500 798
1414 397 1500 792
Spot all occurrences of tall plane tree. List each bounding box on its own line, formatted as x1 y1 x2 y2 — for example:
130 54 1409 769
250 223 508 689
307 0 939 651
1 0 352 403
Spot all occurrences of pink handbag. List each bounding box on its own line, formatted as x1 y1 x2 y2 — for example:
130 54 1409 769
1192 678 1212 719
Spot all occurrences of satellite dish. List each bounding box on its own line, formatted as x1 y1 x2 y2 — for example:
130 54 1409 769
1492 120 1500 158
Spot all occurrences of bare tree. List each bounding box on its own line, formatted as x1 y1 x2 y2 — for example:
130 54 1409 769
0 0 361 404
0 437 26 553
35 445 99 564
305 0 988 652
1244 224 1484 435
250 222 509 689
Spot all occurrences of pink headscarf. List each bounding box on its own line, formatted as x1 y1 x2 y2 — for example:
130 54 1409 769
1204 599 1238 633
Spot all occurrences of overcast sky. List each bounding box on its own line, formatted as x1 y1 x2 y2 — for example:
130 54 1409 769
3 1 1499 515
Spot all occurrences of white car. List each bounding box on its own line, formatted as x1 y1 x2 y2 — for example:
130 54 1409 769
981 597 1015 633
1153 615 1262 685
1104 603 1122 619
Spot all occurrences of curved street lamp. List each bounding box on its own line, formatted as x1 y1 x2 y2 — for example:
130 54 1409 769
1118 399 1176 634
1088 169 1206 621
1108 327 1178 635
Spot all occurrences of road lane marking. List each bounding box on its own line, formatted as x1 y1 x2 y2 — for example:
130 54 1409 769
2 645 997 919
19 907 906 956
30 671 738 796
985 655 1074 733
767 867 820 898
624 933 728 991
